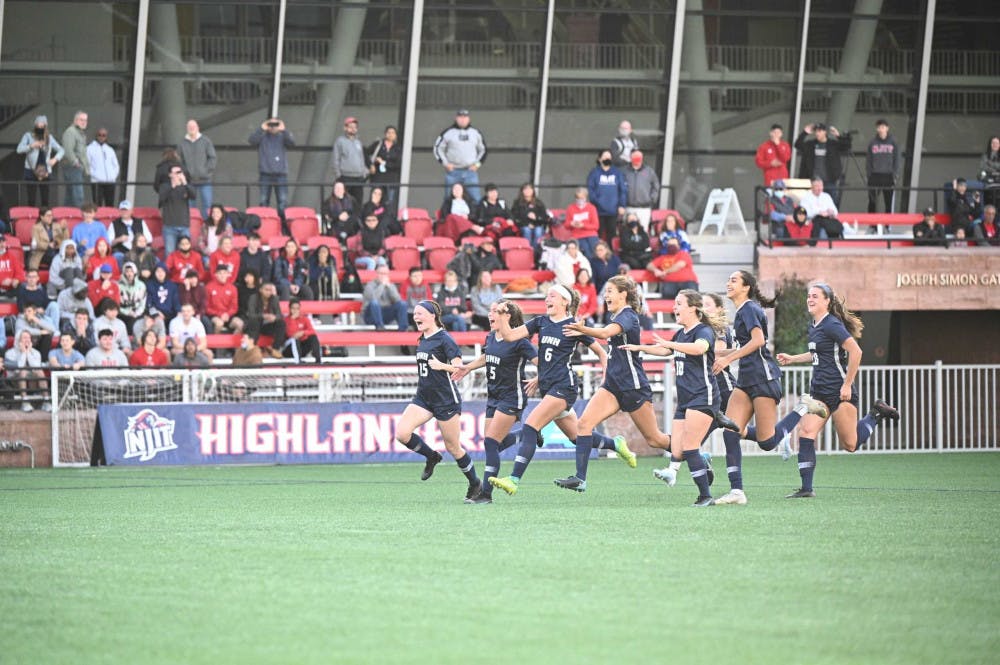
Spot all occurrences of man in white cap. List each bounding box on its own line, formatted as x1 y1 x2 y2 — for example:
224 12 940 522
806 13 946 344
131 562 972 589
108 200 152 265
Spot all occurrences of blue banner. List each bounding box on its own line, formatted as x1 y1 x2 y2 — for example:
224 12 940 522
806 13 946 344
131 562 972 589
96 400 583 466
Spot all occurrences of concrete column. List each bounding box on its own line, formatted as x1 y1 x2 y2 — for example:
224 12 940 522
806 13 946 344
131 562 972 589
148 2 188 144
827 0 883 129
398 0 425 211
292 1 369 206
679 0 714 182
659 0 686 207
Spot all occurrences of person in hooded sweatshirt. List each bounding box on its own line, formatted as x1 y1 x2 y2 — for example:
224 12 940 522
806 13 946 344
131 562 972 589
48 239 85 299
117 261 147 333
85 237 120 281
57 278 95 328
145 262 181 324
125 233 157 282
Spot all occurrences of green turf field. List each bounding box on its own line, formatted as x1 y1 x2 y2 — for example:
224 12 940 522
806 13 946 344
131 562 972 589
2 453 998 665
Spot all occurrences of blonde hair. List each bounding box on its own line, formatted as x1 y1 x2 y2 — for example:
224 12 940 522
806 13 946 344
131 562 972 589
679 289 727 335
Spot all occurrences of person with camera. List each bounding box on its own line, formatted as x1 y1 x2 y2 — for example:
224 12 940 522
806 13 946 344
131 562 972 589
158 165 195 256
795 122 851 208
249 118 295 218
17 115 64 207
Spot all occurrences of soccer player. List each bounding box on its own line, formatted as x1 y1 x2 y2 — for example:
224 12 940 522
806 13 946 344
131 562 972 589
393 300 482 502
776 283 899 498
708 271 827 505
488 285 609 497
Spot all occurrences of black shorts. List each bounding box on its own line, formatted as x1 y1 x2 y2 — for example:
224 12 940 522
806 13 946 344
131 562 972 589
603 384 653 413
412 394 461 421
736 379 783 403
674 393 721 421
485 399 522 419
811 387 859 415
542 384 578 409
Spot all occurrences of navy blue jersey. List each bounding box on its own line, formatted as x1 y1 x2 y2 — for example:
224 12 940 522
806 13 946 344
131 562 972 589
605 306 649 392
732 300 781 387
484 332 537 410
524 315 594 394
415 329 462 406
672 323 720 406
716 325 737 394
808 313 853 394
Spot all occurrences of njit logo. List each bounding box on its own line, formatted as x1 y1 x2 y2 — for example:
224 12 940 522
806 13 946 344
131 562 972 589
123 409 179 462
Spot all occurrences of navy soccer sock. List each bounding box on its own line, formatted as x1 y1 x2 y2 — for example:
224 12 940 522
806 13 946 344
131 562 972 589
593 433 616 450
483 437 501 492
759 411 802 451
797 437 816 491
855 413 878 448
499 430 519 452
510 425 539 480
575 434 593 480
683 449 712 497
745 425 757 441
402 433 434 459
723 429 743 490
454 451 479 484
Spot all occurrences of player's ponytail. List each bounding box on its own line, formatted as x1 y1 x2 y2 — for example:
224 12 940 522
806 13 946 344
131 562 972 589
738 269 776 308
496 299 525 328
567 288 581 317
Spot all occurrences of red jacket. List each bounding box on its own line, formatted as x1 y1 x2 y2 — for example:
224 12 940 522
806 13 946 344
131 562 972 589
755 139 792 185
0 250 26 289
204 281 238 318
88 279 122 308
85 238 120 281
573 282 598 318
166 250 206 283
285 313 317 339
209 249 241 284
130 347 169 367
783 220 814 245
565 202 600 239
650 251 698 283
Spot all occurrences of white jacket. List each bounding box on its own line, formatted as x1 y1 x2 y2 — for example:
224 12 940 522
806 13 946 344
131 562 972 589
87 141 120 183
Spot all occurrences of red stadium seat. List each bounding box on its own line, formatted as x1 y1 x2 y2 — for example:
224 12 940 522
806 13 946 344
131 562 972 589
424 237 457 272
257 216 283 240
499 236 531 252
132 207 160 222
289 216 320 247
398 207 432 223
284 206 317 221
144 214 163 238
9 206 38 225
230 235 249 251
50 206 83 225
95 207 119 224
403 217 434 245
458 235 489 248
14 218 34 246
503 246 536 271
549 221 573 242
388 246 421 271
267 235 291 252
246 206 280 220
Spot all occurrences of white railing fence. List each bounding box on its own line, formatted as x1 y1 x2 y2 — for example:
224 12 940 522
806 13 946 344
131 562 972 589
50 362 998 466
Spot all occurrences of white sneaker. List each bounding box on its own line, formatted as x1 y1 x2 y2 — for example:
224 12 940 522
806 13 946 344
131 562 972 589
714 489 748 505
21 402 33 412
41 402 52 412
780 434 793 461
798 393 829 418
653 466 677 487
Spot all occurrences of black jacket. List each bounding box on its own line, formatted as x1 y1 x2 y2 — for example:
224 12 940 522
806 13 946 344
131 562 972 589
795 132 851 183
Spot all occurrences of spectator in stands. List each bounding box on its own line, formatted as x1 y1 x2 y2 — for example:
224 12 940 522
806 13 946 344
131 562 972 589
511 182 551 248
471 237 504 287
132 308 167 350
238 233 272 286
332 117 368 205
436 182 482 242
17 114 63 207
647 237 699 299
755 123 791 186
152 147 185 195
233 333 264 367
913 206 948 247
178 269 210 330
610 119 639 167
199 204 233 259
434 109 487 201
307 245 337 301
254 282 285 358
795 122 851 207
29 207 68 270
322 180 360 241
623 151 659 232
367 125 402 210
469 270 502 330
130 329 170 367
57 279 94 329
85 328 128 368
117 262 146 333
86 238 119 282
588 149 627 243
472 184 517 242
866 119 900 214
590 240 621 295
159 164 195 256
657 213 691 254
209 235 240 284
173 337 211 368
48 239 83 298
356 214 389 271
93 298 132 358
573 269 598 326
0 235 25 297
948 178 982 240
108 201 152 267
362 265 407 332
61 111 89 207
553 239 592 288
400 267 430 330
618 214 652 270
125 233 156 282
436 269 471 332
565 186 601 259
16 269 55 321
767 180 796 240
169 302 211 360
237 270 261 327
178 119 216 218
249 118 295 218
798 178 843 239
205 264 242 335
274 239 314 300
87 264 121 308
166 236 205 284
783 206 814 246
14 302 56 362
146 263 180 324
4 330 48 412
973 205 998 246
284 298 322 364
87 127 119 207
980 136 1000 208
66 309 95 355
360 186 399 235
50 332 85 370
72 204 106 259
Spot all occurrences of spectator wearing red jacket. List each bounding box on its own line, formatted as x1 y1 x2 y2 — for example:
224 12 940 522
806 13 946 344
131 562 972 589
647 237 699 299
209 235 241 285
205 264 242 334
0 235 26 296
783 206 814 246
130 329 170 367
85 237 119 281
755 123 792 186
166 235 206 284
565 187 601 258
573 268 599 325
87 264 121 307
284 298 322 364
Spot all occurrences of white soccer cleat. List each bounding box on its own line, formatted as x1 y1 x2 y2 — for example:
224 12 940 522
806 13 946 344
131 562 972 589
798 393 829 418
713 489 748 505
780 434 793 461
653 466 677 487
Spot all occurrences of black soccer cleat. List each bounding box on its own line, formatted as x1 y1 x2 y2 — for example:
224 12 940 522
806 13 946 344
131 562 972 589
536 431 545 448
785 488 816 499
692 495 715 507
464 479 483 503
468 491 493 504
872 399 900 423
553 476 587 492
713 410 741 433
421 451 443 481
